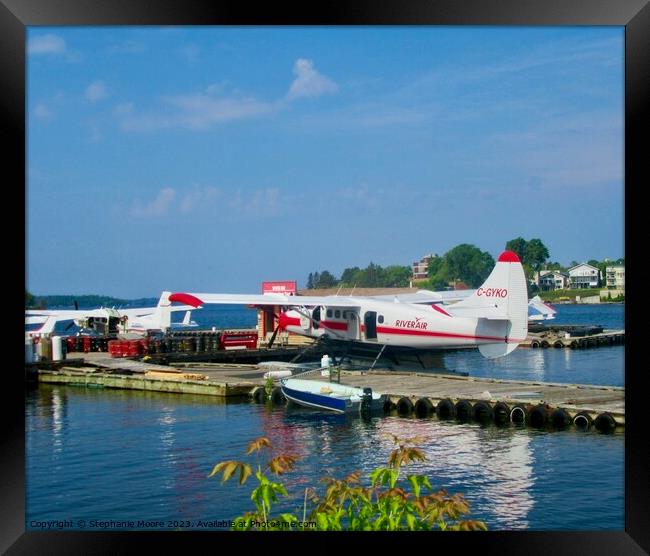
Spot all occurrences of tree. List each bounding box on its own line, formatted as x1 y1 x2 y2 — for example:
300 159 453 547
383 265 412 287
359 262 385 287
426 256 443 280
316 270 338 288
504 237 527 263
340 266 361 286
525 239 549 271
430 244 495 289
505 237 549 271
25 290 36 308
306 273 314 289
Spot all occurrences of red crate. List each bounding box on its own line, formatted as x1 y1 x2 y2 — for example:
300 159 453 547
219 332 258 350
108 340 124 358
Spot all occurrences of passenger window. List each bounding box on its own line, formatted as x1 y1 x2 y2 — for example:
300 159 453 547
335 310 341 318
378 315 384 323
326 309 332 318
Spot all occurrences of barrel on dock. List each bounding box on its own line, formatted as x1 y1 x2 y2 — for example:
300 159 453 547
472 401 494 424
509 403 530 424
493 402 510 426
251 386 267 403
414 398 435 417
573 411 593 431
529 404 551 428
270 386 286 405
396 397 414 416
594 412 617 433
454 399 473 422
550 408 572 429
436 398 455 420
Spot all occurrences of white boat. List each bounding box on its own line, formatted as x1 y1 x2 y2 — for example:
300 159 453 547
280 377 386 414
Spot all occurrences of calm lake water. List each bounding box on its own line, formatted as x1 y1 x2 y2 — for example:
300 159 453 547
26 304 625 531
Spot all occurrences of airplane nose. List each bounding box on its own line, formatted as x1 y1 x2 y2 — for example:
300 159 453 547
278 311 291 331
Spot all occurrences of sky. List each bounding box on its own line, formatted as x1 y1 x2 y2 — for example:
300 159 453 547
26 26 624 298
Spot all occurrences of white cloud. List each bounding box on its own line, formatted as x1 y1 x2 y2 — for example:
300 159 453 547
131 188 176 217
119 59 335 133
179 186 221 213
121 92 271 132
286 59 338 100
28 34 66 55
33 103 53 121
85 81 109 102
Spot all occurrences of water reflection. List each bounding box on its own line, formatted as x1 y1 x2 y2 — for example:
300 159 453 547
256 405 536 529
26 381 623 530
375 418 534 529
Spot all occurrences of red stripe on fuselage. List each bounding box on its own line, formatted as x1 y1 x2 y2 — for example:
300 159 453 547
320 321 348 331
376 326 524 343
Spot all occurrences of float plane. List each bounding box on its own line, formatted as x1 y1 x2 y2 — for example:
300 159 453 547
25 291 198 338
178 251 528 360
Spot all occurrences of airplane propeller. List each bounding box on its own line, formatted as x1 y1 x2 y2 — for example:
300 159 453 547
266 307 289 349
267 322 281 348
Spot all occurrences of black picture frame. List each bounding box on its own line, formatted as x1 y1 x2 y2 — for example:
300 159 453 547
6 1 645 553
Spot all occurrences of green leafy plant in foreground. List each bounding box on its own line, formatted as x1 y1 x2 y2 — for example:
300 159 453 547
208 434 487 531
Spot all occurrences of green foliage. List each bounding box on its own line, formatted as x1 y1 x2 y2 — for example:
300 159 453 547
426 244 495 289
504 237 527 262
29 294 158 309
25 290 36 308
210 435 487 531
264 376 274 400
306 271 339 289
383 265 412 287
505 237 549 272
339 267 361 285
308 263 412 289
317 271 339 288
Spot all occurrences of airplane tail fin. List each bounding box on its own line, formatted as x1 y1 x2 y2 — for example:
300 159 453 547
153 291 173 330
447 251 528 358
155 292 203 331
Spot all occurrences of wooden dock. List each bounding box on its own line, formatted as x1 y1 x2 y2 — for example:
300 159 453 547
521 328 624 349
27 351 624 432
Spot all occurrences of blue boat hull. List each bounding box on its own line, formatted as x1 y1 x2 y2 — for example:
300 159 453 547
281 384 384 414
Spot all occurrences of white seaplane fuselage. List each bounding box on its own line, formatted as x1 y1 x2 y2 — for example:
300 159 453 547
278 296 522 351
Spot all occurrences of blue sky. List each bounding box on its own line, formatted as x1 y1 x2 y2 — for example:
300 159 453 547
27 26 624 297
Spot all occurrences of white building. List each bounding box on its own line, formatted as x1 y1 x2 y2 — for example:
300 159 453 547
412 254 437 280
538 270 569 291
605 265 625 289
568 263 601 289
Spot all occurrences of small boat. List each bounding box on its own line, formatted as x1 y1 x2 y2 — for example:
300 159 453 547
280 377 386 414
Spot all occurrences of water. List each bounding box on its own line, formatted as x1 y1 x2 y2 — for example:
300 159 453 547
25 304 625 531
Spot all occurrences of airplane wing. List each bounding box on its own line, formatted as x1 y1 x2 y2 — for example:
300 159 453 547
369 289 473 304
25 309 105 320
186 293 361 308
119 304 197 318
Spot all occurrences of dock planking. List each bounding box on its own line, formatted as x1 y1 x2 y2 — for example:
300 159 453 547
30 352 624 428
